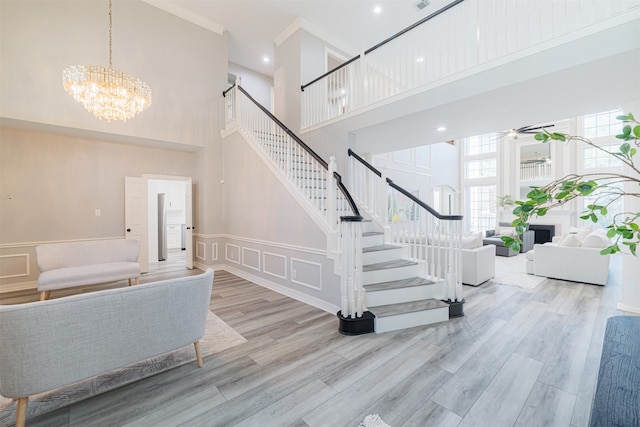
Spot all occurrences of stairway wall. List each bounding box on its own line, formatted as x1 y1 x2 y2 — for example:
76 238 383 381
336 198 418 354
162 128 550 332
211 131 342 313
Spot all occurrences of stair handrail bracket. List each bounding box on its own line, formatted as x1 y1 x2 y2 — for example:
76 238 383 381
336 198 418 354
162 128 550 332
349 150 464 303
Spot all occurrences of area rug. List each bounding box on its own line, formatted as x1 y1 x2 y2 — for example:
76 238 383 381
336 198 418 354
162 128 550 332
0 311 246 425
492 253 545 290
360 414 391 427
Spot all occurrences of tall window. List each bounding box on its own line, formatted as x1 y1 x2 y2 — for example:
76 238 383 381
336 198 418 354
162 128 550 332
462 133 498 232
583 109 623 138
466 185 497 231
581 179 624 230
582 144 622 169
464 133 497 155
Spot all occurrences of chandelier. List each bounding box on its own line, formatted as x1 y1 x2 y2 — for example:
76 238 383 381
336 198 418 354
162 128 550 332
63 0 152 122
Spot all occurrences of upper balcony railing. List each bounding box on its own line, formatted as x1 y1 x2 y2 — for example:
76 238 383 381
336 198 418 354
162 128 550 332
301 0 639 129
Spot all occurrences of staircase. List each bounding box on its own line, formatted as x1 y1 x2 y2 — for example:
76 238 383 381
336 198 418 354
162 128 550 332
362 221 450 333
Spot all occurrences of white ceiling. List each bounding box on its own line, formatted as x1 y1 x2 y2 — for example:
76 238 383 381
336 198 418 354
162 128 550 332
143 0 450 77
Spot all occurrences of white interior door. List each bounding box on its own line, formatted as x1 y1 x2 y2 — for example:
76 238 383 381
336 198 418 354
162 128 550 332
185 178 193 269
125 176 149 273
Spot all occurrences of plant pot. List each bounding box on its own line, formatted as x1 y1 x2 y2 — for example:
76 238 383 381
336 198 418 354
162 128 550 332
337 310 375 335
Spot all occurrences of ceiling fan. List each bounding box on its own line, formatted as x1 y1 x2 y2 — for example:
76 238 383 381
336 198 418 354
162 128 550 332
496 124 555 140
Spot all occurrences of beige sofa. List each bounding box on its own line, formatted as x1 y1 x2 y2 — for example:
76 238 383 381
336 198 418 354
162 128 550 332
0 269 214 427
36 239 141 300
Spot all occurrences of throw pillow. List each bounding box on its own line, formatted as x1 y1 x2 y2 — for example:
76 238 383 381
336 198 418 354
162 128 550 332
581 230 610 249
569 226 593 242
559 234 583 247
496 226 517 237
461 232 482 249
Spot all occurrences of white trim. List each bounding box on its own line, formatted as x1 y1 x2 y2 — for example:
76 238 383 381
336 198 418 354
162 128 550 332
196 242 206 261
222 235 326 256
291 257 323 291
263 251 287 280
222 264 339 315
140 0 225 35
212 243 219 261
0 237 123 249
225 243 241 265
617 302 640 315
241 247 261 272
0 253 30 279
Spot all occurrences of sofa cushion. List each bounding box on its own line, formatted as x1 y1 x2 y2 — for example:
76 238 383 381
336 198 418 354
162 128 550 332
582 230 610 249
559 234 583 247
462 232 483 249
525 250 535 261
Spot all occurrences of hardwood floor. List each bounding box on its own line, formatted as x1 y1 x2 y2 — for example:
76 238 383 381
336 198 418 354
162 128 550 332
3 255 626 427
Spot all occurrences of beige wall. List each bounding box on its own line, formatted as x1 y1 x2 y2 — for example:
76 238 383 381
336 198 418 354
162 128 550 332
0 127 199 244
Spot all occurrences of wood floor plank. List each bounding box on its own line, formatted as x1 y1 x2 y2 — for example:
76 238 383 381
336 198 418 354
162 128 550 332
515 381 576 427
430 331 522 416
458 352 543 427
6 255 626 427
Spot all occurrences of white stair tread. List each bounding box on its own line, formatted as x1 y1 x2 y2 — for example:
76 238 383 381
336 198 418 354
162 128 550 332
364 277 435 292
370 299 449 318
363 259 417 272
362 244 402 253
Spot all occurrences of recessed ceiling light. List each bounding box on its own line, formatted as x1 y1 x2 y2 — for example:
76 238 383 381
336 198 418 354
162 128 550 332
437 126 447 131
263 56 270 63
374 5 382 14
416 57 425 63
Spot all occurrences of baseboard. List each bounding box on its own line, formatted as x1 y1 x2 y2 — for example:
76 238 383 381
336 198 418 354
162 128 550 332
221 264 340 315
0 280 37 294
616 302 640 315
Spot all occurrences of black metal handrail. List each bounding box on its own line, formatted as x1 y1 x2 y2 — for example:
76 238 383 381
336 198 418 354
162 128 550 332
335 172 361 219
300 0 466 91
347 148 382 177
231 84 361 219
387 178 463 221
222 83 236 98
236 85 328 169
300 55 361 92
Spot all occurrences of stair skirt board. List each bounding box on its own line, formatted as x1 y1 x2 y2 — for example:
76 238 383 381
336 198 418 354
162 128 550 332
373 305 449 333
366 282 445 307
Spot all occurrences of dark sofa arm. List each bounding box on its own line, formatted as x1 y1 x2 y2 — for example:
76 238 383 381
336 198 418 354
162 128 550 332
520 230 535 252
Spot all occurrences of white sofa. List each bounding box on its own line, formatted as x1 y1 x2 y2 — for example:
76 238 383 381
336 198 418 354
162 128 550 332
525 228 611 285
36 239 141 300
429 232 496 286
0 268 214 427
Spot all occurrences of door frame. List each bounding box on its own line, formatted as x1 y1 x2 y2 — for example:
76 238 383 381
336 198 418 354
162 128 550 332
141 174 194 270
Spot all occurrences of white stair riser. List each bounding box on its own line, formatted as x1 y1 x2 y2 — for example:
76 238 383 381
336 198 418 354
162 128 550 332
362 247 404 265
366 282 445 307
374 307 449 333
362 234 384 247
363 264 418 285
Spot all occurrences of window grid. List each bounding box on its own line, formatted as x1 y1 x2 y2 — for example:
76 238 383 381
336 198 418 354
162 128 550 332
464 133 497 156
465 158 496 179
466 185 496 232
582 144 622 169
581 180 623 230
583 109 623 138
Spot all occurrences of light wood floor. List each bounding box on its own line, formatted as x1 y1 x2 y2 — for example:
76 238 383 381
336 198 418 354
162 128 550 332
2 255 626 427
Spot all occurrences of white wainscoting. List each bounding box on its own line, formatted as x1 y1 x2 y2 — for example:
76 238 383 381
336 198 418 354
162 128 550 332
241 247 261 271
225 243 241 265
291 258 323 291
263 251 287 280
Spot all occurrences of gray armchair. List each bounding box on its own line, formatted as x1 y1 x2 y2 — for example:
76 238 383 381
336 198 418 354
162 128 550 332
483 222 534 256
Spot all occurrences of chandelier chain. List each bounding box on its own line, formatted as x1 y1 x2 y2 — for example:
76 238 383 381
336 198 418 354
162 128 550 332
108 0 112 68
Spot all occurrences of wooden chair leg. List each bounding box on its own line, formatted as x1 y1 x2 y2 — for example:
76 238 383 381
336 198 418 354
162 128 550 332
135 277 140 285
194 341 203 368
128 278 132 286
15 397 28 427
40 291 50 301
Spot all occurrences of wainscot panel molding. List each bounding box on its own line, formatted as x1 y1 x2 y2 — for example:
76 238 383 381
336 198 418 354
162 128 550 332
225 244 241 265
263 252 287 280
241 247 261 272
291 258 323 290
0 254 30 279
222 263 340 315
196 242 207 261
212 243 219 261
